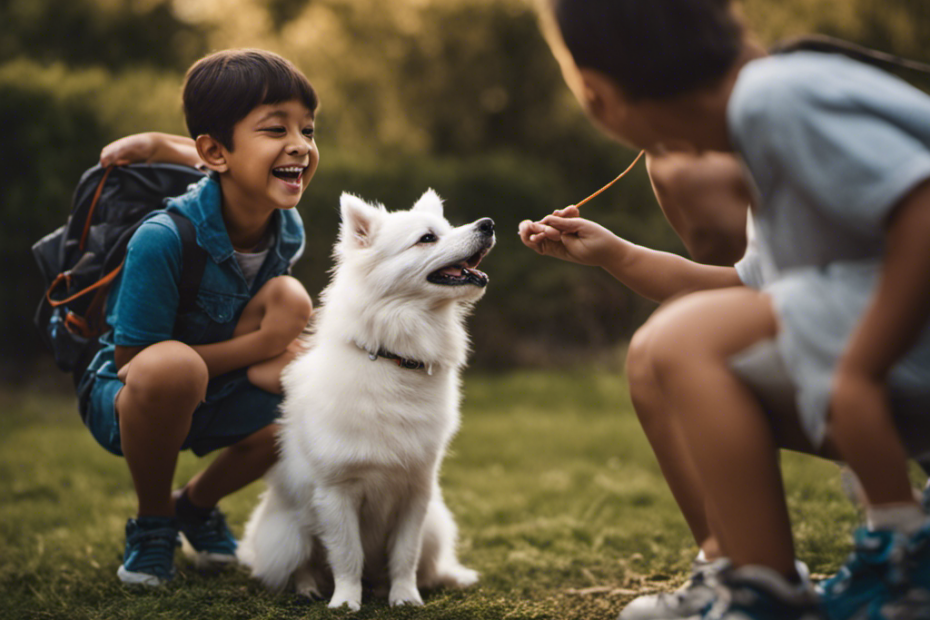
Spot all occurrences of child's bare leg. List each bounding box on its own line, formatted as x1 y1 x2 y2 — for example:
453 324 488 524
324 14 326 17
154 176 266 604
830 376 915 508
184 423 280 508
649 287 796 576
115 341 209 517
234 275 313 394
627 318 723 560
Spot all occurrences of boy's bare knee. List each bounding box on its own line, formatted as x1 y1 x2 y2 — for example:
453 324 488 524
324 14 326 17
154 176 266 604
646 299 707 382
122 341 208 410
264 276 314 336
626 321 667 420
274 276 313 315
648 289 777 384
626 321 659 390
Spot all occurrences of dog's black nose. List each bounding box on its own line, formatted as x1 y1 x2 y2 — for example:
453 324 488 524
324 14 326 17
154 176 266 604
476 218 495 237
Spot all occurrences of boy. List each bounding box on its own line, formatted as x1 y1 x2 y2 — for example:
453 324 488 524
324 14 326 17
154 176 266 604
79 48 319 586
523 1 930 619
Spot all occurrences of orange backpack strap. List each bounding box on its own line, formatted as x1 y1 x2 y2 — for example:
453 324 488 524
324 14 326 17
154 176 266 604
79 165 113 251
45 261 124 308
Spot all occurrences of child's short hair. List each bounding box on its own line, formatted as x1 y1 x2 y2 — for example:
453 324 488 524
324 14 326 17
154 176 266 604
183 49 319 150
550 0 744 100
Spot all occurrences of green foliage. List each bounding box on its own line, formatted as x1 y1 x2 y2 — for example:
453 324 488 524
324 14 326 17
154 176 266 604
0 371 860 619
0 0 205 71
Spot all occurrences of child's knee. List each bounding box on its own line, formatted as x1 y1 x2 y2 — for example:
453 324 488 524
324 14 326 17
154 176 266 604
648 289 778 382
626 321 659 392
626 321 668 422
262 276 313 319
121 341 209 410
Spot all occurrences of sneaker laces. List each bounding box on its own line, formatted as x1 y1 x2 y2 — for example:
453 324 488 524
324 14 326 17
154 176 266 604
126 523 180 576
181 508 235 550
820 530 905 596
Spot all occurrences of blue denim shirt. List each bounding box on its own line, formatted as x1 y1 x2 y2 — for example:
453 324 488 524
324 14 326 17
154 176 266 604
80 173 305 402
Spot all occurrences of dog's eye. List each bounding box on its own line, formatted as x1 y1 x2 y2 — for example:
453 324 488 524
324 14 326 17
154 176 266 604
418 233 437 244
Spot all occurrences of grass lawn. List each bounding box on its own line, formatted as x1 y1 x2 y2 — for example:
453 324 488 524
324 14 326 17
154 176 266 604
2 367 864 620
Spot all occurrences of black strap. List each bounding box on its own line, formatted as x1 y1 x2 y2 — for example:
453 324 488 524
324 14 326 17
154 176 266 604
167 212 207 314
770 34 930 76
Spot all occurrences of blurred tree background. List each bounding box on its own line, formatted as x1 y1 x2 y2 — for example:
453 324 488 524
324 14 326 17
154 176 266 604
4 0 930 381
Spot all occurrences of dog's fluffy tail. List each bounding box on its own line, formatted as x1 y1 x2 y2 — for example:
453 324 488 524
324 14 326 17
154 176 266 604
238 485 310 591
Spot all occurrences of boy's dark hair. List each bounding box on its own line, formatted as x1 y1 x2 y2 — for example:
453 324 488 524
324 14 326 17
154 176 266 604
183 48 319 150
551 0 744 100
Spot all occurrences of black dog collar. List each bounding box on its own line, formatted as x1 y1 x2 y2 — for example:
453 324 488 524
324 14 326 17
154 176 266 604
356 342 430 373
370 349 427 371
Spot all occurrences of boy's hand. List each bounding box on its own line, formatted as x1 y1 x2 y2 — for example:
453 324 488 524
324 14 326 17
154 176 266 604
100 133 161 167
100 132 202 169
519 206 618 267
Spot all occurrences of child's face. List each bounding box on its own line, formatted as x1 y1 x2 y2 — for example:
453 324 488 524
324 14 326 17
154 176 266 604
220 99 319 212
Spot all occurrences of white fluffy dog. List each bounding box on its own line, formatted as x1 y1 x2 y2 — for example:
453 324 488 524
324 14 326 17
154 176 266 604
237 190 494 610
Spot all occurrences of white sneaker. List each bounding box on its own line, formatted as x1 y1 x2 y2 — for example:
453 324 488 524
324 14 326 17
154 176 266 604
617 558 810 620
618 559 725 620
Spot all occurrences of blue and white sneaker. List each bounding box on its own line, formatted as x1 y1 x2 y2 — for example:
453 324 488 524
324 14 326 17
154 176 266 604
817 528 905 620
701 564 823 620
619 558 811 620
177 507 238 568
873 522 930 619
117 516 181 586
618 558 724 620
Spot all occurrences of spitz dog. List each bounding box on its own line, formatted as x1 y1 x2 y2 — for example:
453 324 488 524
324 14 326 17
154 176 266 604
238 190 494 610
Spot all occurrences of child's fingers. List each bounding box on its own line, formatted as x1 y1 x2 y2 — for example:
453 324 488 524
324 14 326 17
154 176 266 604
519 220 566 253
540 215 586 233
518 220 546 249
518 219 541 241
552 205 580 218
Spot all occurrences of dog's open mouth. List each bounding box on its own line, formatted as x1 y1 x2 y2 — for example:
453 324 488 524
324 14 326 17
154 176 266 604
427 246 490 287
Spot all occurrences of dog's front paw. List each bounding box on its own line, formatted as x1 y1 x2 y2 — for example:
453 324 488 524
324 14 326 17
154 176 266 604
446 566 480 588
389 582 424 607
328 584 362 611
328 596 361 612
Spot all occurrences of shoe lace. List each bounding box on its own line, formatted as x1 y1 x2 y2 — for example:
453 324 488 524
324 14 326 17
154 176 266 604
821 533 906 595
186 509 233 545
128 525 180 575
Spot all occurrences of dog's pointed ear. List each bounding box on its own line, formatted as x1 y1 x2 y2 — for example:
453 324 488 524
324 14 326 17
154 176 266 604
411 189 443 217
340 193 383 248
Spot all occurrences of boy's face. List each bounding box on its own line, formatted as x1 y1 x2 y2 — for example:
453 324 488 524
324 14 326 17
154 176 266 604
213 99 319 213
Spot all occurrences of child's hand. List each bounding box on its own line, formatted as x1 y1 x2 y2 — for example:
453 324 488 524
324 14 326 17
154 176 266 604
519 206 618 267
100 133 161 167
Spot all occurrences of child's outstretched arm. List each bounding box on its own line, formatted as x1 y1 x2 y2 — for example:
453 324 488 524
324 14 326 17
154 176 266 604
100 132 203 169
519 206 741 303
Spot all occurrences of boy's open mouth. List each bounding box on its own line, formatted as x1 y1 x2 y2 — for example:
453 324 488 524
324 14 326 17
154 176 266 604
427 245 491 287
272 165 306 184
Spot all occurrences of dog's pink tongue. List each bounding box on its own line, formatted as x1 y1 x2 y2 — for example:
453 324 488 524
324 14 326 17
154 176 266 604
441 266 464 277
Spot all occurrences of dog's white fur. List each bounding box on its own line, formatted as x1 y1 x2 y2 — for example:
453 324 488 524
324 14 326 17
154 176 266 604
238 190 493 610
